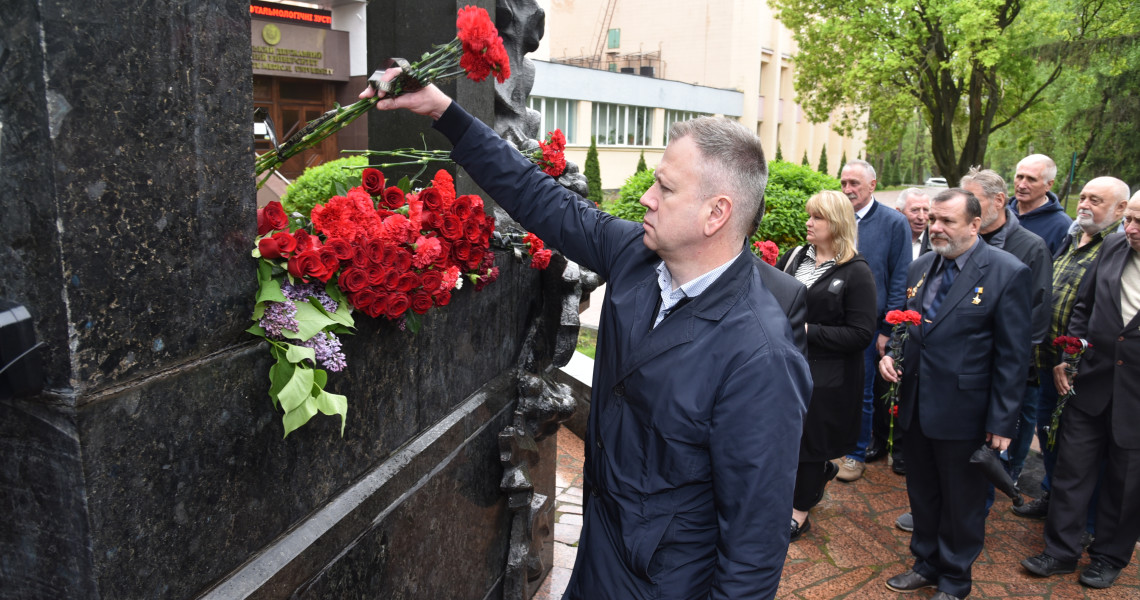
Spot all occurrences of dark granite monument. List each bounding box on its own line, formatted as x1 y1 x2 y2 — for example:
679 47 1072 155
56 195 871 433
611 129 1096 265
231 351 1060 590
0 1 581 598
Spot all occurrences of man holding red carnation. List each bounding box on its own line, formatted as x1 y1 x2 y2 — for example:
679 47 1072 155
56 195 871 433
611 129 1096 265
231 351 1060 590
363 72 811 599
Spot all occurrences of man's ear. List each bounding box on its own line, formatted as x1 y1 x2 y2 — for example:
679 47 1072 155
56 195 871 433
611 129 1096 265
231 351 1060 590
705 196 733 237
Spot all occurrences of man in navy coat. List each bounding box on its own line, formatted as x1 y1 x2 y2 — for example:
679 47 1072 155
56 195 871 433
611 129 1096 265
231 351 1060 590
362 78 811 599
880 189 1032 600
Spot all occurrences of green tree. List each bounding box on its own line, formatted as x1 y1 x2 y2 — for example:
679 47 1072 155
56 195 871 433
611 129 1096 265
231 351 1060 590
774 143 784 161
635 150 648 173
818 145 829 175
601 169 654 222
801 151 810 167
771 0 1132 186
585 136 602 204
837 150 847 179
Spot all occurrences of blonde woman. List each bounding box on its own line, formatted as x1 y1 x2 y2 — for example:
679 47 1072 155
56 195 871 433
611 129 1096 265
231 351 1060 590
776 190 878 540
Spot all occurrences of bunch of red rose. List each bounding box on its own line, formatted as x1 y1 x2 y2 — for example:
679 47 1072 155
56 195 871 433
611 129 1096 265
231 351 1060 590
456 5 510 83
256 168 499 321
522 232 553 270
751 240 779 266
532 129 567 177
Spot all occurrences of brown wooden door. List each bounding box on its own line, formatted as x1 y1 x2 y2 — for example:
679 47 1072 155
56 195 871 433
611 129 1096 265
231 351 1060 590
253 76 336 181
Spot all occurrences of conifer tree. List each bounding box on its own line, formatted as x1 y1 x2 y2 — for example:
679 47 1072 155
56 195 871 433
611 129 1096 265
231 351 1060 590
801 151 810 167
837 151 847 178
818 145 828 175
585 136 603 204
775 143 784 162
636 150 648 173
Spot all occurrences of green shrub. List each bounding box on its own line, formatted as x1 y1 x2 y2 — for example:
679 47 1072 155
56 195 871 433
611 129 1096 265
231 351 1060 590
602 168 654 222
636 150 648 173
585 136 603 204
751 160 841 257
281 156 369 218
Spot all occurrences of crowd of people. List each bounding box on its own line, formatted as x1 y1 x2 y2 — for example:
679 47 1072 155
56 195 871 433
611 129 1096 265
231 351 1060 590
360 75 1136 599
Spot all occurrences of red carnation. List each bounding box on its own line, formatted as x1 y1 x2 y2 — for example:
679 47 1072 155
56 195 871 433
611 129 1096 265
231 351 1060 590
432 169 456 203
530 249 552 270
257 201 289 235
752 240 779 266
362 168 386 196
886 309 922 326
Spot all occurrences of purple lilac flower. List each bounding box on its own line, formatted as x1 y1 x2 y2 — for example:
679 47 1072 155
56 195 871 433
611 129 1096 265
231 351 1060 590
301 332 348 372
260 301 299 338
282 281 338 314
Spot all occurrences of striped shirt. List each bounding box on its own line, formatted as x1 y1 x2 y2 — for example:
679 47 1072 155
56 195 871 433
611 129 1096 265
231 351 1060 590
653 250 742 328
792 245 837 289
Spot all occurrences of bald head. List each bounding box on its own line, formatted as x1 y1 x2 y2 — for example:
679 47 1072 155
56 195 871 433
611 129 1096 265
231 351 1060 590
1076 176 1130 234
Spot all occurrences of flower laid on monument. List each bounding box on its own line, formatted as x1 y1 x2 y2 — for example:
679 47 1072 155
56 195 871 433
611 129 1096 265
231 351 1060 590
882 309 923 455
751 240 779 266
1043 335 1091 450
249 168 500 437
254 5 511 183
525 129 567 177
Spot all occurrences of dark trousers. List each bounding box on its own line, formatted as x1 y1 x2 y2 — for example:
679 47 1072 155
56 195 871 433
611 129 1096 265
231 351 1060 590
1044 402 1140 568
792 460 831 512
904 417 988 598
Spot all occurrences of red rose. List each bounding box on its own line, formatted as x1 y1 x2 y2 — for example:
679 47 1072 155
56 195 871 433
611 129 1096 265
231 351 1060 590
325 237 355 261
362 168 385 196
365 237 386 264
382 186 406 210
411 290 434 314
421 270 444 293
382 269 400 291
441 215 464 241
366 263 387 286
434 289 452 306
530 249 552 270
257 201 289 235
288 250 324 281
272 231 298 255
466 247 485 271
386 293 410 319
349 289 377 312
422 209 443 230
368 292 389 319
396 272 420 292
465 222 484 243
292 229 321 253
352 246 370 268
452 239 472 262
452 195 474 220
339 268 369 293
318 247 341 273
393 248 413 273
419 187 444 212
258 236 283 259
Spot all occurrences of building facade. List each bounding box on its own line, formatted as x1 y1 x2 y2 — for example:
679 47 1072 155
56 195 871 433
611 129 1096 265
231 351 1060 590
532 0 866 189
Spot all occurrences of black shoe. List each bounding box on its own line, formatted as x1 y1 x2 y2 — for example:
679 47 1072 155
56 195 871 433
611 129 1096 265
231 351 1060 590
930 592 964 600
865 437 887 462
1012 493 1048 519
1021 553 1077 577
891 454 906 475
1079 559 1122 588
1080 531 1095 549
895 511 914 532
789 516 811 541
885 569 935 592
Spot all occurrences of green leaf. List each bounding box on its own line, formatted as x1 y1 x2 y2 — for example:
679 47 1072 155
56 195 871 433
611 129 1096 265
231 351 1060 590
397 176 412 193
313 369 328 389
310 297 354 329
284 343 316 364
268 356 295 410
313 390 348 436
405 311 422 334
257 277 286 305
246 324 268 337
280 301 338 341
282 397 319 438
251 302 267 321
278 365 315 413
334 181 348 196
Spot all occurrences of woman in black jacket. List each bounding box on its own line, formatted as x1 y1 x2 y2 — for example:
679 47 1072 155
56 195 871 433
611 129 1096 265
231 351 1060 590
776 190 878 540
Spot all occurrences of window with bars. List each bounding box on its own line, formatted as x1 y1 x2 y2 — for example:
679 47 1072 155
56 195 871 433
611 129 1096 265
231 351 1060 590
663 109 712 145
527 97 578 141
592 103 653 146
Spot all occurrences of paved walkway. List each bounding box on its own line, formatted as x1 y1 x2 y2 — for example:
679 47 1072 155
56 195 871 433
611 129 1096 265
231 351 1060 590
535 425 1139 599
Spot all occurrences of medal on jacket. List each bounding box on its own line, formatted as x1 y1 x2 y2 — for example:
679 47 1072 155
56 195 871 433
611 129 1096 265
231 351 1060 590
907 273 926 299
972 287 984 305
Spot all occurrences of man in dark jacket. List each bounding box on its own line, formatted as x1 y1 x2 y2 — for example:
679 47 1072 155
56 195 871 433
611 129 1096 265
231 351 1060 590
1021 184 1140 590
361 78 811 600
1008 154 1072 255
880 189 1032 600
961 167 1053 482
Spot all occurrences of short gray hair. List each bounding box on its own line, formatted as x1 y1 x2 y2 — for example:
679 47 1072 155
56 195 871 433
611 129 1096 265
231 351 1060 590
896 187 927 209
843 159 876 181
960 166 1007 202
1018 154 1058 182
669 117 768 238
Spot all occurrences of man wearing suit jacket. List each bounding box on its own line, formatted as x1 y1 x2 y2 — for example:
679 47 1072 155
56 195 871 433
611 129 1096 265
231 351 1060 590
1021 195 1140 589
879 189 1032 600
753 256 808 354
362 77 812 600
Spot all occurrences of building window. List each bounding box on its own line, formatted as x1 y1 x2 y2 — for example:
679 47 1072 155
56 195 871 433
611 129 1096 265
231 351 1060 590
527 97 578 141
663 109 711 145
608 63 617 72
607 29 620 49
592 103 653 146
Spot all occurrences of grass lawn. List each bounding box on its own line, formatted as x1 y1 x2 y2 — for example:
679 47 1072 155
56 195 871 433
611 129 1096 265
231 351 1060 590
576 327 598 359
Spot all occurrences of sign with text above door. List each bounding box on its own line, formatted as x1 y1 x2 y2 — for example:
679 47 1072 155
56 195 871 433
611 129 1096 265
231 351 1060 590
251 18 349 82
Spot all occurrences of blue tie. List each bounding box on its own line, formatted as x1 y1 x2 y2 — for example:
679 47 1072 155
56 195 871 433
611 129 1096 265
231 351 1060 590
927 262 957 320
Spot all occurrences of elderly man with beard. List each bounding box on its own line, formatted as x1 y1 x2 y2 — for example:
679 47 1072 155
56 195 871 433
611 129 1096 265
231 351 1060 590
1013 177 1128 526
880 189 1032 600
1022 186 1140 589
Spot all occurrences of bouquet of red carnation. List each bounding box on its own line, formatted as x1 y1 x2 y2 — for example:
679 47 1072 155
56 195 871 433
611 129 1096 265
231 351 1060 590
751 240 779 266
526 129 567 177
882 309 923 455
255 6 511 182
249 168 501 437
522 232 553 270
1043 335 1092 449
